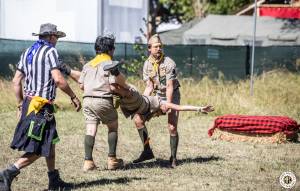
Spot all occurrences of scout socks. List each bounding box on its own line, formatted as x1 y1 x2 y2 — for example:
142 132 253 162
170 134 179 159
84 135 95 160
108 131 118 157
133 127 154 163
138 127 150 150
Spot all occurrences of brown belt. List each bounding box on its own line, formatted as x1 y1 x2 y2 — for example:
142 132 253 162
83 96 113 99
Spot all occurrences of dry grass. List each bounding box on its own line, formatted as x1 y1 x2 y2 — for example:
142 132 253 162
0 70 300 190
211 129 292 144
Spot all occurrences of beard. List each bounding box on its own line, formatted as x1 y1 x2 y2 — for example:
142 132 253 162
154 51 162 58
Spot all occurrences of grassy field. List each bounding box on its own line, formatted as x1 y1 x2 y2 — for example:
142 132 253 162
0 70 300 191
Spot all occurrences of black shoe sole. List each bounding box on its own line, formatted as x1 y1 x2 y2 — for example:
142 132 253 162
132 155 155 164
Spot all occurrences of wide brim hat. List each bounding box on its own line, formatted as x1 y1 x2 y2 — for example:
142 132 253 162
32 23 66 38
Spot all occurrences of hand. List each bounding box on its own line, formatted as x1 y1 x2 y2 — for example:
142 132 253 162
71 96 81 112
160 104 170 114
198 105 214 114
16 106 22 120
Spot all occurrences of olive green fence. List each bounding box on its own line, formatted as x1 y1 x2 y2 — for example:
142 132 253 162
0 38 299 79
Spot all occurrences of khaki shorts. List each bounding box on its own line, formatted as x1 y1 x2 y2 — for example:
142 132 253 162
83 97 118 125
142 88 181 121
159 88 181 104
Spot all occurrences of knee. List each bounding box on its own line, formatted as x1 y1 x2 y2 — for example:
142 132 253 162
107 120 118 132
168 124 177 135
86 123 97 136
108 126 118 133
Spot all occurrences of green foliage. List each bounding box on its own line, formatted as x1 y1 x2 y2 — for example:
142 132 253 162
159 0 195 22
158 0 251 23
207 0 251 14
121 44 147 77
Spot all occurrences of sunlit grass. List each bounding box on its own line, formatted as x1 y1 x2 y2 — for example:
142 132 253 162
1 70 299 121
0 70 300 190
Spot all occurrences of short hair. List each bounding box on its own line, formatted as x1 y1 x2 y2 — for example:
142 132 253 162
94 34 115 54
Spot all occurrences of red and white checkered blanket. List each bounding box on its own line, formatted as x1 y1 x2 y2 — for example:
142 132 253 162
208 115 300 137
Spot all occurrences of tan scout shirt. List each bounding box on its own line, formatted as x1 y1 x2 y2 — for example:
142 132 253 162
79 60 116 97
120 87 161 119
143 56 180 98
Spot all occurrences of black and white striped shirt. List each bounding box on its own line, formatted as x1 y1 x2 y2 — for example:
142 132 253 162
17 44 59 101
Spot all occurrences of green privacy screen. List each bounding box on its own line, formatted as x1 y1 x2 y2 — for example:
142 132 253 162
0 38 299 79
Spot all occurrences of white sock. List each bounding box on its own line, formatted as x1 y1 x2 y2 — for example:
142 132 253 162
13 163 20 169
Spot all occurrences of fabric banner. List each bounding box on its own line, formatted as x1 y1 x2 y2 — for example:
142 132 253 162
259 7 300 19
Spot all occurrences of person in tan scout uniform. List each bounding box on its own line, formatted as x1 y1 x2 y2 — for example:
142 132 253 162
133 34 182 167
78 34 123 171
99 64 214 118
117 86 213 119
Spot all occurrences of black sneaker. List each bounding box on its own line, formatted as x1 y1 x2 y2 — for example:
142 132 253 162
169 157 177 168
132 149 155 163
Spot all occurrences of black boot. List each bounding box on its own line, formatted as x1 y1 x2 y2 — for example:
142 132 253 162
132 149 155 164
0 165 20 191
48 170 72 191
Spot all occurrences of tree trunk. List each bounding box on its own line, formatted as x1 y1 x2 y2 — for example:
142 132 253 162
193 0 208 17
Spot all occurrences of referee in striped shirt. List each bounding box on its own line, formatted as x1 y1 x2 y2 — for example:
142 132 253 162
0 23 81 191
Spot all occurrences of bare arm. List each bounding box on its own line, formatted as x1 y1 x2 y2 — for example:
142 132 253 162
166 79 174 103
163 102 214 114
69 69 81 82
143 80 154 96
57 62 81 83
12 70 24 106
79 83 84 90
51 69 81 111
164 102 199 111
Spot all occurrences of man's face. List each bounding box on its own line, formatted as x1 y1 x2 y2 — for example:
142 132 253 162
49 35 58 47
149 42 162 58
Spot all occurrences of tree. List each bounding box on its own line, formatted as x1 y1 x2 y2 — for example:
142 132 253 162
147 0 198 36
207 0 252 15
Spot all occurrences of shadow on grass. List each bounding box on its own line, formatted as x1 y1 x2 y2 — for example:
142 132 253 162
123 155 222 170
49 177 146 190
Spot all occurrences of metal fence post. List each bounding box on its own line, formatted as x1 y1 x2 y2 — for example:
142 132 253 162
250 0 258 96
190 45 193 76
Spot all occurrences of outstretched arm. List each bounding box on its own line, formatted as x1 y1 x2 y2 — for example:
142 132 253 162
69 70 81 82
162 102 214 114
58 62 81 83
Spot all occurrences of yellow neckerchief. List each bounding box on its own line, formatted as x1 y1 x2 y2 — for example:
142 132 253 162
148 53 164 75
27 96 50 116
89 53 112 67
